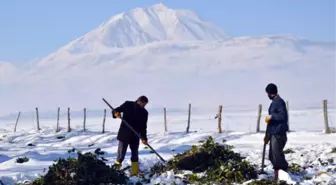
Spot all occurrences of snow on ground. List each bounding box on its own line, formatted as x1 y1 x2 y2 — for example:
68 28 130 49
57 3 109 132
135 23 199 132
0 108 335 184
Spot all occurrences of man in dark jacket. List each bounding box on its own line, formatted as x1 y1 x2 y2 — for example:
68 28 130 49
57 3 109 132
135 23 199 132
112 95 149 176
264 83 289 181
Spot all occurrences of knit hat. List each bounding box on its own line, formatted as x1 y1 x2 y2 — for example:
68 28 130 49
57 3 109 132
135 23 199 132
265 83 278 94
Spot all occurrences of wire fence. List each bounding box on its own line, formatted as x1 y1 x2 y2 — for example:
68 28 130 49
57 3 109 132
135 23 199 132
0 100 335 134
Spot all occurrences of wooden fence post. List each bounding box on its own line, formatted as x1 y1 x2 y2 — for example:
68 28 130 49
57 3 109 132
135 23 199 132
102 109 106 133
256 104 262 132
218 105 223 133
83 108 86 132
286 101 289 132
323 100 330 134
67 107 71 132
164 107 167 133
186 103 191 133
56 107 60 132
36 107 40 130
14 111 21 132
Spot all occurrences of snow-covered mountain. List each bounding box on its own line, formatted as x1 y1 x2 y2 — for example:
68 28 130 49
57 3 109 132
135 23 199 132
60 3 228 53
0 3 335 116
33 3 229 70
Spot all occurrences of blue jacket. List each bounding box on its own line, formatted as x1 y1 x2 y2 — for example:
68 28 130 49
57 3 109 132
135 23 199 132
266 95 289 135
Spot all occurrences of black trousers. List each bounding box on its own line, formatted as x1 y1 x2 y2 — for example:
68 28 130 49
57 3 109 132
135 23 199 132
116 140 139 163
269 134 288 171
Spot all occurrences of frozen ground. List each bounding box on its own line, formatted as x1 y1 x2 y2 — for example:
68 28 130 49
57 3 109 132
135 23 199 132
0 108 335 184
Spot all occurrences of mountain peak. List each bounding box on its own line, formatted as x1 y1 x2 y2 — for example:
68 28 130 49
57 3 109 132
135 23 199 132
150 2 169 10
61 3 229 54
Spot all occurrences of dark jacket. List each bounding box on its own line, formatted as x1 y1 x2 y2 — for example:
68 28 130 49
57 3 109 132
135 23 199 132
266 95 289 135
112 100 148 143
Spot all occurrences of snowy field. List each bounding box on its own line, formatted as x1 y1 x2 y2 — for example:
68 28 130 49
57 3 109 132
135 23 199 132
0 107 335 184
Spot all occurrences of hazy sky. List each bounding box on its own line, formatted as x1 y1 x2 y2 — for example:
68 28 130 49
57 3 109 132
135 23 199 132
0 0 335 63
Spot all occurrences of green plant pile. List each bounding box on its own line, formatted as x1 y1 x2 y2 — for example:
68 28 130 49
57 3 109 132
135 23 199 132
288 163 305 176
284 148 295 154
247 179 289 185
150 136 258 185
330 147 336 153
16 156 29 163
24 148 128 185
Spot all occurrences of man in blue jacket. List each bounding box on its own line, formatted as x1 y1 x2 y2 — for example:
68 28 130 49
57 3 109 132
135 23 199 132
264 83 289 181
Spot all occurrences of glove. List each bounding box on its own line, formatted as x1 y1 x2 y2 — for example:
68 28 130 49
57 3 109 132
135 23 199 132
113 111 121 118
142 139 148 145
264 135 270 144
265 115 272 124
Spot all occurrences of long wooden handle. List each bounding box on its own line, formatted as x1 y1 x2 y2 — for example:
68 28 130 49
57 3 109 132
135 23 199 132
261 142 266 173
